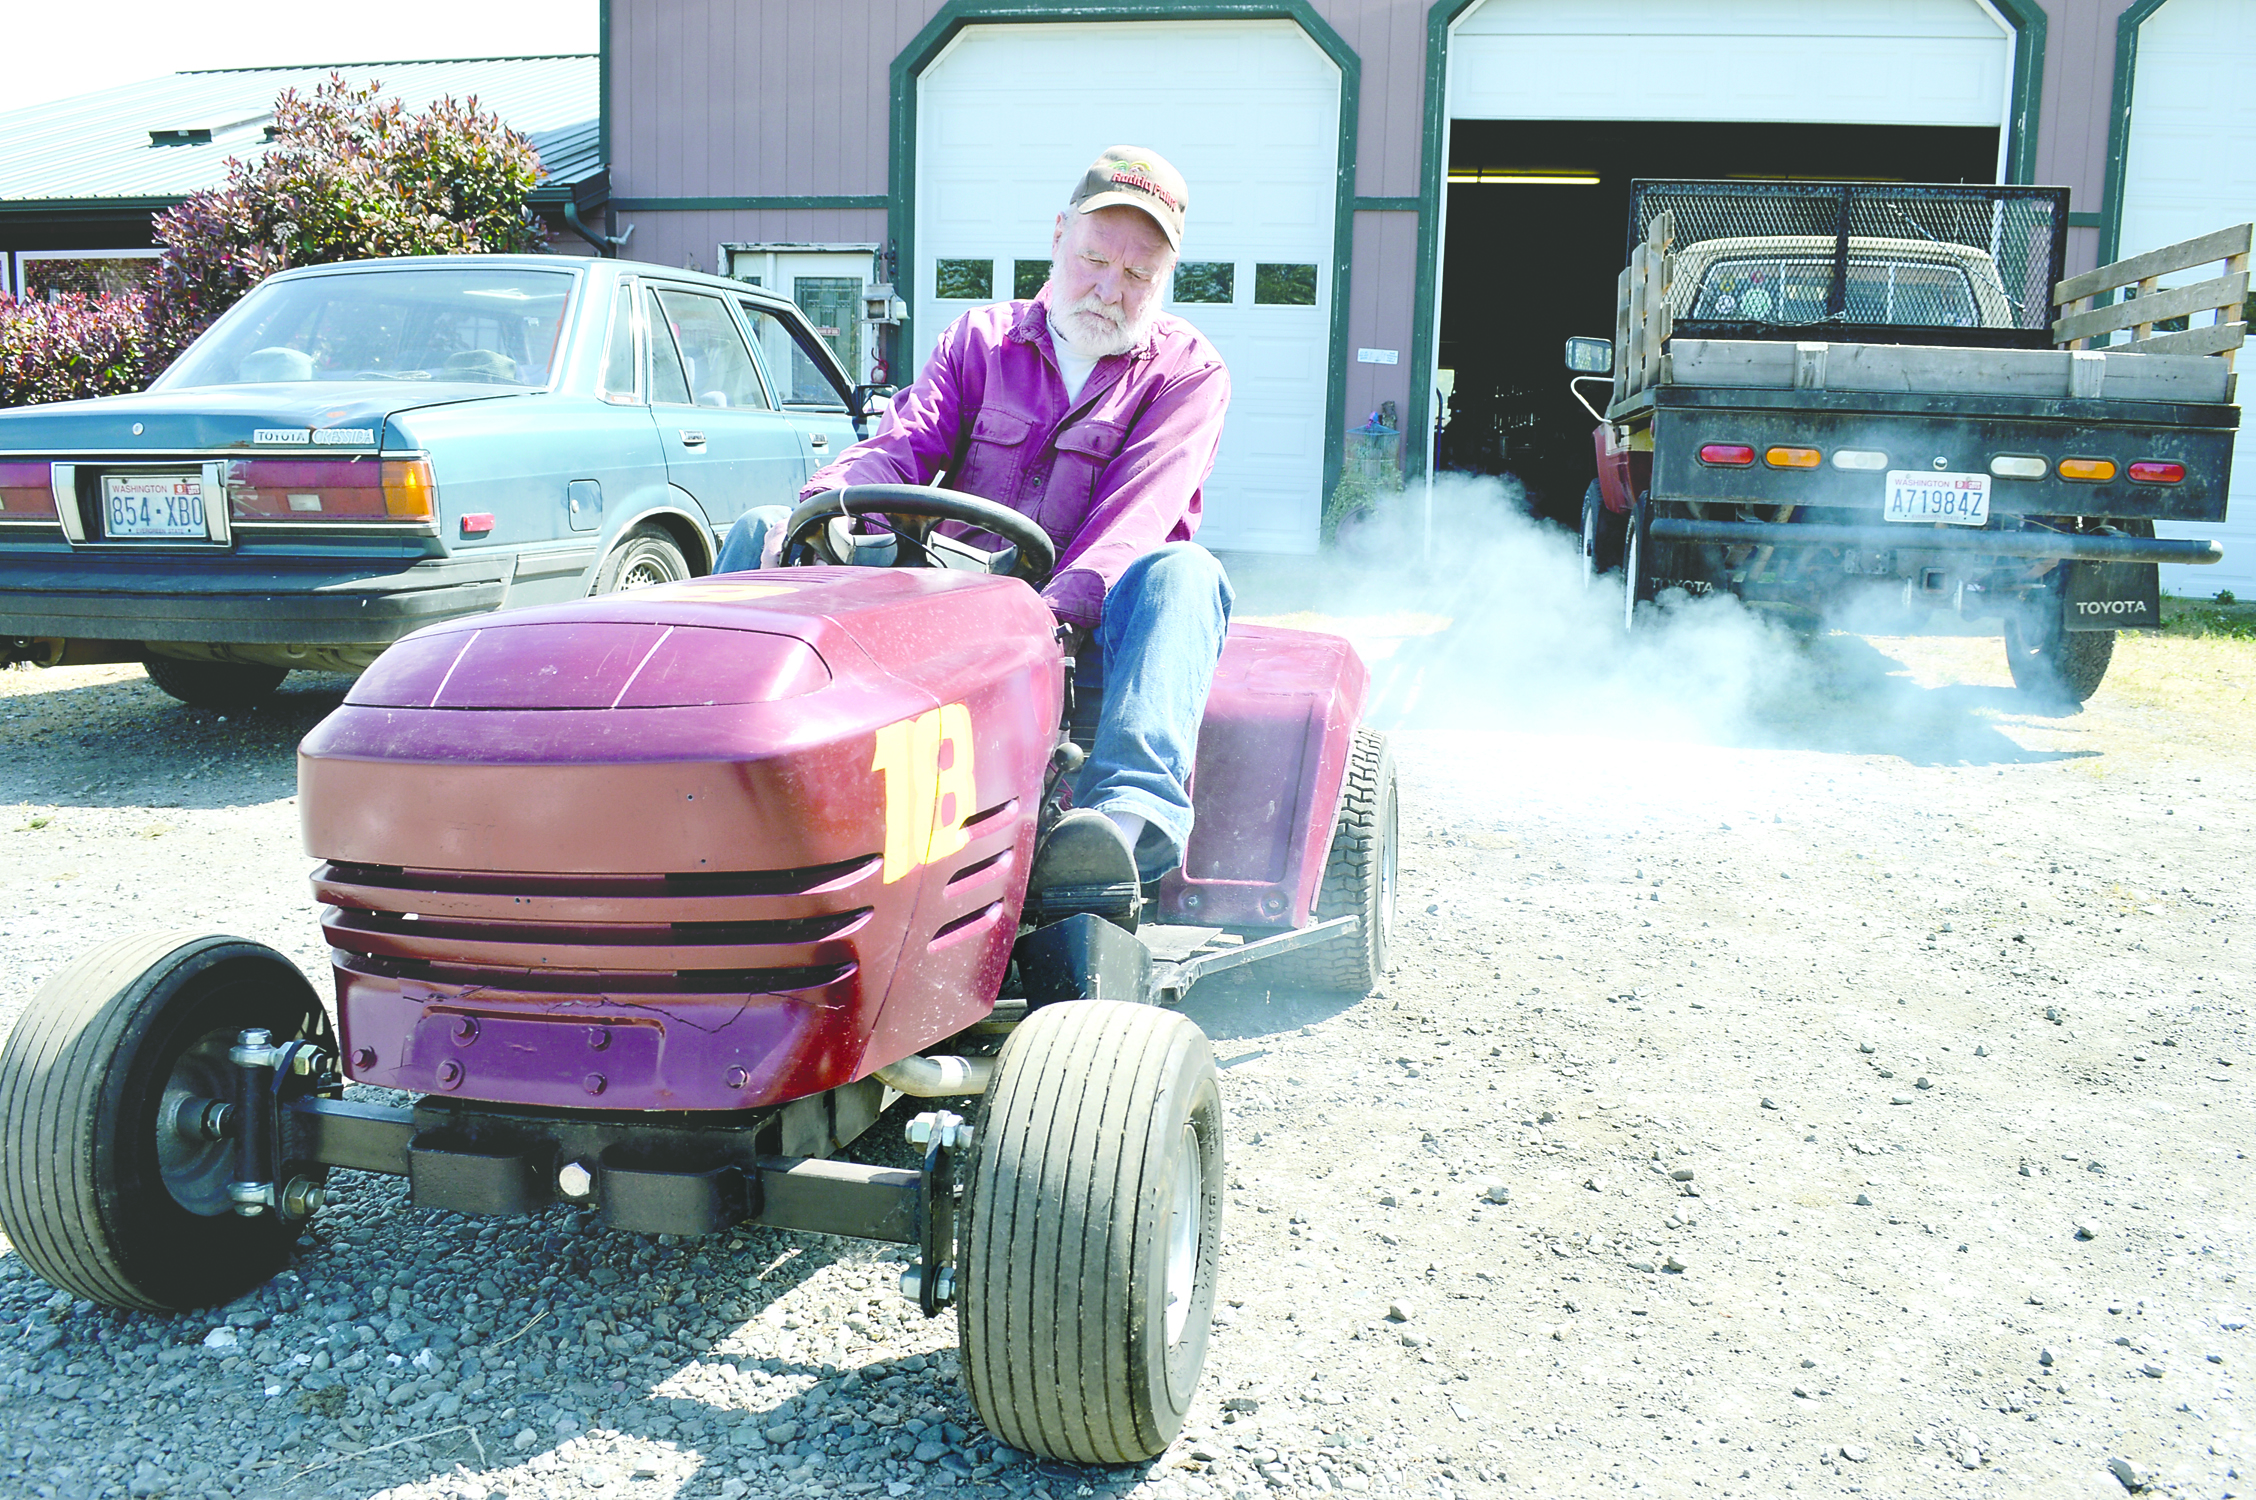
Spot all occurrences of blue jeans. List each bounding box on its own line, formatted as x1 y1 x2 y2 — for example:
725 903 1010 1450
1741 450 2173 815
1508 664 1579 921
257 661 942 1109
716 507 1232 880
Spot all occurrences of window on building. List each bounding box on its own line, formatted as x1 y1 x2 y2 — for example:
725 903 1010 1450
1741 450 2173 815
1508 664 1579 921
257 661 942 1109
1173 263 1235 304
935 260 993 300
18 251 161 301
1253 263 1318 306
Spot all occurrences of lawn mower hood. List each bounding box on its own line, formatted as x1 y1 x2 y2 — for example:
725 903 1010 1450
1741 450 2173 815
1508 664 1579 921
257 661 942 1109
299 569 1062 1113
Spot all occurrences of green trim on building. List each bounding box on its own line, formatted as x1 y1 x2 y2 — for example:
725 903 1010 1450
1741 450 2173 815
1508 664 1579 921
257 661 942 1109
890 0 1362 506
1353 196 1421 212
1990 0 2047 187
611 196 889 212
2068 211 2104 229
1404 0 2051 475
2098 0 2176 267
598 0 612 168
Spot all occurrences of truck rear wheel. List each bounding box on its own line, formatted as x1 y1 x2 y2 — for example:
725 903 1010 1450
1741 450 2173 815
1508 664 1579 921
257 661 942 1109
144 657 289 710
1622 498 1656 629
1581 482 1625 589
960 999 1222 1464
2004 598 2115 704
0 932 334 1311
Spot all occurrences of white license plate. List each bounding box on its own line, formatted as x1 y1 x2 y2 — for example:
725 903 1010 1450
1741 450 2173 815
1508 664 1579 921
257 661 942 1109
1884 470 1991 527
101 474 210 539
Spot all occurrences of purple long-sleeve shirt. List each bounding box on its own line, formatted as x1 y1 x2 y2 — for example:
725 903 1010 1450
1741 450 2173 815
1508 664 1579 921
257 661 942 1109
799 288 1230 627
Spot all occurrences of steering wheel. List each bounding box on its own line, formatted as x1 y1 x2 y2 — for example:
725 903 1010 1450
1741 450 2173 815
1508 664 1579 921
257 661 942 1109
780 484 1057 589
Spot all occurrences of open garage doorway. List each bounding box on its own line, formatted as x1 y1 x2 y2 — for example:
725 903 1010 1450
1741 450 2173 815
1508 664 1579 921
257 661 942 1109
1434 120 1999 530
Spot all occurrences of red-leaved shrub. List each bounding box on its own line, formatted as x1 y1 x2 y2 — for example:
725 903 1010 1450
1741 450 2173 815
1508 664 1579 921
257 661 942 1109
0 75 545 405
0 292 151 408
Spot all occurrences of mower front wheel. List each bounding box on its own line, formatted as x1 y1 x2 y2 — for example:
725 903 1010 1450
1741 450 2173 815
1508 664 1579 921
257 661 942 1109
960 999 1222 1464
0 931 334 1311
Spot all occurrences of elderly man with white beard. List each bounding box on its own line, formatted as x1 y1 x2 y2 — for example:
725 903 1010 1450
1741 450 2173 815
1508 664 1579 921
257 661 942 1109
713 146 1232 922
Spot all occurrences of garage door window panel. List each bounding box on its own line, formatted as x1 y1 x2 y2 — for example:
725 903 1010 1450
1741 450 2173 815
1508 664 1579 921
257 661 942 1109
1253 265 1318 306
1173 263 1235 305
1014 260 1050 300
654 288 770 410
936 260 995 301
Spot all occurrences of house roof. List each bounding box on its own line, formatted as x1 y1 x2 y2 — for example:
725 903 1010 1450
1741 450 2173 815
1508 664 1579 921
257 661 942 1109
0 54 599 206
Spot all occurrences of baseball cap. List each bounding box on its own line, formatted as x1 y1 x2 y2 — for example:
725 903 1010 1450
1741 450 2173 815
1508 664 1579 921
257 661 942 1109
1068 146 1188 250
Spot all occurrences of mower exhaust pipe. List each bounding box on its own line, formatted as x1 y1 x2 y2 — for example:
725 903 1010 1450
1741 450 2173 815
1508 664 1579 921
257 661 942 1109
875 1054 995 1097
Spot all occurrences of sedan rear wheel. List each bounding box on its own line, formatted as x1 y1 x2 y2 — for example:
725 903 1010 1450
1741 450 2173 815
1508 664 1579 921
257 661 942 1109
597 525 692 594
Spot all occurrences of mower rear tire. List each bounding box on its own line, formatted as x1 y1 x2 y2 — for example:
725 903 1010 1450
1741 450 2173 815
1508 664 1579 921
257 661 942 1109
1272 727 1398 994
960 999 1222 1464
0 931 333 1311
144 657 289 710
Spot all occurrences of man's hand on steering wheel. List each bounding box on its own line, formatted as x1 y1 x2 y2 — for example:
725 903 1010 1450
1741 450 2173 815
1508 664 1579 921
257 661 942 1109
780 484 1057 589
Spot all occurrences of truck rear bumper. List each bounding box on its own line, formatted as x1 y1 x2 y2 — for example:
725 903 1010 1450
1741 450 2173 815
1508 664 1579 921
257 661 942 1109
1648 518 2221 565
1642 389 2237 523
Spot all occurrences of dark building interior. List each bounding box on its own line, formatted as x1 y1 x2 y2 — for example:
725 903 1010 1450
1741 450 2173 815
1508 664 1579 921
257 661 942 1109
1435 119 2001 529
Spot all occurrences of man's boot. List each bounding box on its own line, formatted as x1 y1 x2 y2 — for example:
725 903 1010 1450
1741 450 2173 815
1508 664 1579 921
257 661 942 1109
1023 808 1142 930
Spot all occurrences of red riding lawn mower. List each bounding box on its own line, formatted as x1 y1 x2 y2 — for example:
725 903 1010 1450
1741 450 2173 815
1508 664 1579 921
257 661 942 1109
0 486 1399 1464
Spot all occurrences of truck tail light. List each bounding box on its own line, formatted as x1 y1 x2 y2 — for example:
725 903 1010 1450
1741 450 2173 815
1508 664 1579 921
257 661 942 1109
1699 443 1755 467
1831 449 1888 470
2058 458 2116 482
1990 455 2048 479
2128 460 2184 484
1765 446 1821 469
0 461 57 519
223 458 437 521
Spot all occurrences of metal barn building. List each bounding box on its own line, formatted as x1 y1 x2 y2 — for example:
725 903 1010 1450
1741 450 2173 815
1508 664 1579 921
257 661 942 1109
598 0 2251 591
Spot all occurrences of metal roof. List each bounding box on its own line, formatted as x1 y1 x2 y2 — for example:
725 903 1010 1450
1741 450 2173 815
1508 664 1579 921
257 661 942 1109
0 54 599 204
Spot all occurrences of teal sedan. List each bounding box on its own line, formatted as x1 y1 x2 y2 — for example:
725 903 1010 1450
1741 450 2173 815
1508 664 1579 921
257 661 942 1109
0 256 878 707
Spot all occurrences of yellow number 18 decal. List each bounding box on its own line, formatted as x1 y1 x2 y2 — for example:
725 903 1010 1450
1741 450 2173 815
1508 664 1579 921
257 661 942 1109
873 703 977 883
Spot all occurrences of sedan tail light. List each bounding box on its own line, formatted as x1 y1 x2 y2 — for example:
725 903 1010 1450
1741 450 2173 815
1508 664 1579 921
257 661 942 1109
0 461 57 519
2128 460 2185 484
225 458 436 521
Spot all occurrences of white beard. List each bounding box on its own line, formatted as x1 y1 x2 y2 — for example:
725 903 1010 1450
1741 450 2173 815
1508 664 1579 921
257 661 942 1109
1049 262 1162 358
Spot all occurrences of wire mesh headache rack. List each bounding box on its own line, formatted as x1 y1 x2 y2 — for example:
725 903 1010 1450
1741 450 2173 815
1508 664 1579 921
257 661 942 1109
1627 180 2071 350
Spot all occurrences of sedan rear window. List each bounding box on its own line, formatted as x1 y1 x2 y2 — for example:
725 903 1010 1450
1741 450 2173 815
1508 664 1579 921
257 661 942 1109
160 267 576 389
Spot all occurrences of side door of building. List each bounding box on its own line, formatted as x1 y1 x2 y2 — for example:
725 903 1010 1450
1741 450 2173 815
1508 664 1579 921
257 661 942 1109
644 282 806 553
737 295 862 479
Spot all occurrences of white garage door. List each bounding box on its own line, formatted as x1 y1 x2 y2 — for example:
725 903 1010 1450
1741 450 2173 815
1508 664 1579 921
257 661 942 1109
1448 0 2013 129
916 20 1340 554
2118 0 2256 599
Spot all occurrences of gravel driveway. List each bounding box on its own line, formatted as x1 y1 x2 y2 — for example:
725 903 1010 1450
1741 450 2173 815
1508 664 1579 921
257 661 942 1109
0 559 2249 1500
